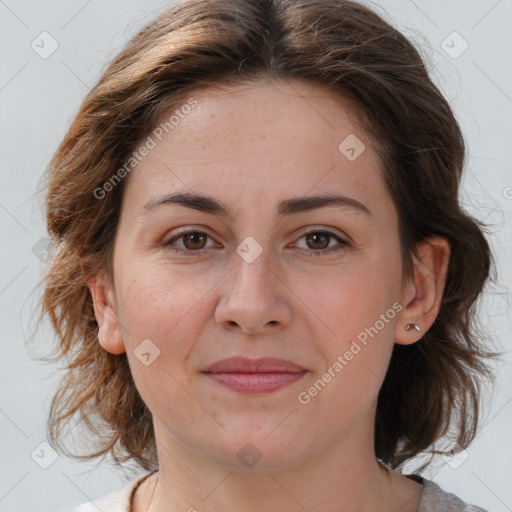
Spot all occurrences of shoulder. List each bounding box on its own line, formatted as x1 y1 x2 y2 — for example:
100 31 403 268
59 471 155 512
418 479 489 512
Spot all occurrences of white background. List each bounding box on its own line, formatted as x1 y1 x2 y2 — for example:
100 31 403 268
0 0 511 511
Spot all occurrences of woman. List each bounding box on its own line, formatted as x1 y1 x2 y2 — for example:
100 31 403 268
38 0 497 510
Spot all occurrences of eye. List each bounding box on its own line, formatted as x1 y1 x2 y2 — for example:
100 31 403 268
163 229 217 255
294 229 349 256
163 228 349 257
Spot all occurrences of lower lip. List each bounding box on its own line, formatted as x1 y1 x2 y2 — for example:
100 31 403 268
204 372 306 393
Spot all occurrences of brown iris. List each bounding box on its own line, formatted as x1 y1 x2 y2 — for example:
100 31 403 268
182 232 208 250
305 232 330 250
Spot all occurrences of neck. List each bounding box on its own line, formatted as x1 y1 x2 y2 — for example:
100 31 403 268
139 419 422 512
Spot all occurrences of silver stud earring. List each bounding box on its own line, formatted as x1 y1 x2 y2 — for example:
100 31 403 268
405 323 420 332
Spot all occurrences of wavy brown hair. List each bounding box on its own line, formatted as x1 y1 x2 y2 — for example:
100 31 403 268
32 0 499 472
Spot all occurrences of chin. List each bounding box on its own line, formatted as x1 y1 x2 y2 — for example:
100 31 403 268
203 432 311 473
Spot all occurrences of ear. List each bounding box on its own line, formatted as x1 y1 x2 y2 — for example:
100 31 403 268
394 235 451 346
81 260 126 355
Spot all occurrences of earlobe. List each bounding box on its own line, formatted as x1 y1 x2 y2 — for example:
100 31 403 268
395 235 451 346
85 271 126 355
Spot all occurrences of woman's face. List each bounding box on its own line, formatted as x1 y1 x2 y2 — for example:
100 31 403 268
96 78 422 471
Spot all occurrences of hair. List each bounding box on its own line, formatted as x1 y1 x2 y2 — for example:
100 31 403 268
32 0 499 472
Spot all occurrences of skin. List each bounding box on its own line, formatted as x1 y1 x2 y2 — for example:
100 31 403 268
86 78 450 512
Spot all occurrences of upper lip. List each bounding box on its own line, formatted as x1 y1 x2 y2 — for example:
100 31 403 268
203 356 306 373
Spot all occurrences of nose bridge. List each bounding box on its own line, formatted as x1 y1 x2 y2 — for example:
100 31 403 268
215 236 290 333
230 237 275 300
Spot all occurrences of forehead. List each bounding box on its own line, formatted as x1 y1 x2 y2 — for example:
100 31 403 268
123 78 391 219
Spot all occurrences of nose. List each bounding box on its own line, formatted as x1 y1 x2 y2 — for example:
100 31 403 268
214 248 292 335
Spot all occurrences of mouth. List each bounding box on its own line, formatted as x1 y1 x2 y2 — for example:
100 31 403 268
202 356 307 394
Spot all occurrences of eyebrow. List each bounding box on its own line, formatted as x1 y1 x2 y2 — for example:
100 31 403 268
141 192 372 218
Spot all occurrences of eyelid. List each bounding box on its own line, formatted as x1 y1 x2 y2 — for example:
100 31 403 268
164 227 218 248
163 225 349 257
290 227 349 256
293 225 347 241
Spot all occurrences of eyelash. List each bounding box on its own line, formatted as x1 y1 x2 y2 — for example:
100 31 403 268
163 228 349 257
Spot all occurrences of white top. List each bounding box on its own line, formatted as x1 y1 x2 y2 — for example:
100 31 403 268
60 471 489 512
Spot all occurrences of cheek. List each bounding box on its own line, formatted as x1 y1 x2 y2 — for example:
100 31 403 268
116 258 214 335
114 259 228 383
300 275 398 422
301 250 401 395
115 264 213 414
299 252 400 343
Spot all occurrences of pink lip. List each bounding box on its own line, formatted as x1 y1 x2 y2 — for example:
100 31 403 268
202 357 307 393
